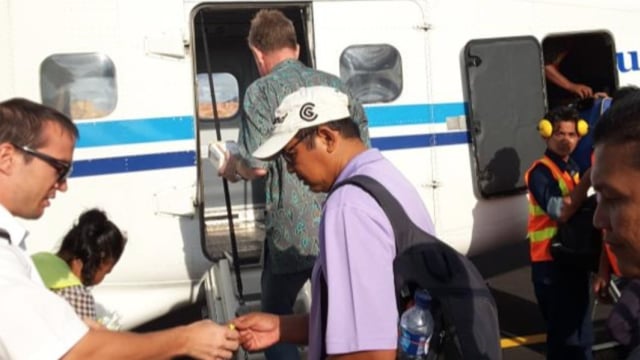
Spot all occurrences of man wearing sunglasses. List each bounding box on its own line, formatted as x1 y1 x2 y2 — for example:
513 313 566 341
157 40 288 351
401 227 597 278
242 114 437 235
12 143 72 183
0 98 239 359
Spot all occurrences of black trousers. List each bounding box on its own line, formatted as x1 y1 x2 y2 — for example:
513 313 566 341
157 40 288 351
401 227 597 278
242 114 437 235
532 261 593 360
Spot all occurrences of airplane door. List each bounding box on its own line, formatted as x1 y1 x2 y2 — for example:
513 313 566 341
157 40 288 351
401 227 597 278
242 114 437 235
192 5 315 265
312 0 436 216
421 36 545 255
464 36 546 198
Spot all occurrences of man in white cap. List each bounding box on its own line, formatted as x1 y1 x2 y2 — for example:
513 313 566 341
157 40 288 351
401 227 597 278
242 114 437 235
232 86 435 360
216 9 369 360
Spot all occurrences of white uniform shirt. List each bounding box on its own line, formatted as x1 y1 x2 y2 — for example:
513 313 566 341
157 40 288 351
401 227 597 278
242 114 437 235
0 205 88 359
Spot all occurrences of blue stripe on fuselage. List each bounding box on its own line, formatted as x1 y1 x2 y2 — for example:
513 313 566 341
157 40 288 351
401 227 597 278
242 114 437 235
69 131 471 178
70 103 468 178
76 116 194 148
371 131 471 150
75 103 465 148
365 103 466 127
72 151 196 177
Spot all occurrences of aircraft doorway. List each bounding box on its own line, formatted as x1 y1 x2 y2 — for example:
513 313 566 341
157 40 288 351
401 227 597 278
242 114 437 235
190 4 314 264
542 32 618 111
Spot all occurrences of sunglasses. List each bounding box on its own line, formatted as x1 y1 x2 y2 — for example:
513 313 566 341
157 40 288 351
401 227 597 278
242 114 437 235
12 144 73 183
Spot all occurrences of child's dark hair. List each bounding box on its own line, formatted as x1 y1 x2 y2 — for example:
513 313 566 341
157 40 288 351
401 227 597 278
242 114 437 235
57 209 126 286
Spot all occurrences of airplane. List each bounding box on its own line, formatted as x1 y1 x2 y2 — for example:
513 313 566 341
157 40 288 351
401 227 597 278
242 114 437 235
2 0 639 342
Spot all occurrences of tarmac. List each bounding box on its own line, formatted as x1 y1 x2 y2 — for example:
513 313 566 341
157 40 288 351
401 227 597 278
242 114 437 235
471 240 625 359
137 237 627 359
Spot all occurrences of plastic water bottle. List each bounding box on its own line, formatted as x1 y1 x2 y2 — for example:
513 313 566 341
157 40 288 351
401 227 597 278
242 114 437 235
98 311 122 331
398 289 434 359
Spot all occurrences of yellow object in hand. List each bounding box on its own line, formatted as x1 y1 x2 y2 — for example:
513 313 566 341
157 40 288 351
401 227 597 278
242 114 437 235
228 323 235 330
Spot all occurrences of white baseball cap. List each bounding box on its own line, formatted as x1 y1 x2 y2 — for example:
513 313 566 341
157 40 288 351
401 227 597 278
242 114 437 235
252 86 350 159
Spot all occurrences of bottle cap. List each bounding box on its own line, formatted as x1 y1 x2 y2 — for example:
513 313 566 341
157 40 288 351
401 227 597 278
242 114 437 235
414 289 431 308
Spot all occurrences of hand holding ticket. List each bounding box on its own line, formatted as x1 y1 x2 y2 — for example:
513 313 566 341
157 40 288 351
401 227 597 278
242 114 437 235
208 140 239 170
209 140 242 182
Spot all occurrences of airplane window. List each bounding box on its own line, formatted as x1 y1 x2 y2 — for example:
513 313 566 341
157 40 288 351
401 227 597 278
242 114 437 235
40 53 116 120
339 44 402 103
196 72 239 120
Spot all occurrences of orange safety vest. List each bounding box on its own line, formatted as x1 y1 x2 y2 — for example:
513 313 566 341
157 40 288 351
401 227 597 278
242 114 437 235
604 241 622 277
525 156 580 262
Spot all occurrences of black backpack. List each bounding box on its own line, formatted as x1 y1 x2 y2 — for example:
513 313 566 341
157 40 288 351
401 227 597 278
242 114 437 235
550 195 602 272
323 175 502 360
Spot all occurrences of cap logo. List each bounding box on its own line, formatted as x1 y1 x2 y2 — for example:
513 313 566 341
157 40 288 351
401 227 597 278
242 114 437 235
299 102 318 122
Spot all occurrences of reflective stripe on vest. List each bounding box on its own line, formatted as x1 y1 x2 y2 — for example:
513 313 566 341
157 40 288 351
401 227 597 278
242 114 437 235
524 156 579 262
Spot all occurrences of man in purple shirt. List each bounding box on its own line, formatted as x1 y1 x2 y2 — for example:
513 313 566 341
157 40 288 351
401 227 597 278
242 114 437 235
232 86 435 360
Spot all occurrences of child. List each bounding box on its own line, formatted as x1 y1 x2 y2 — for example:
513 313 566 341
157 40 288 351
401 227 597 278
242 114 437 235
32 209 126 321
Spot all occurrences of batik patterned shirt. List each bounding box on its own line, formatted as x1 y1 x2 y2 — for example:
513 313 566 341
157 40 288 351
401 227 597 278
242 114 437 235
239 59 370 274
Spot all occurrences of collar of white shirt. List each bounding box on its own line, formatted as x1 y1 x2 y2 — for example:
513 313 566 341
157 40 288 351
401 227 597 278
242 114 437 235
0 204 28 249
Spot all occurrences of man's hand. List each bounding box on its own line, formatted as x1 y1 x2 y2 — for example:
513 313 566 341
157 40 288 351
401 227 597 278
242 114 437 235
219 150 242 183
209 141 242 182
181 320 239 360
232 312 280 352
593 272 612 304
83 318 106 331
569 83 594 99
210 141 267 182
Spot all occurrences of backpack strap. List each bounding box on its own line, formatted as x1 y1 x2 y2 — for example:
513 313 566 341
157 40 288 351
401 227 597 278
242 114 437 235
599 97 612 115
321 175 414 356
331 175 450 299
330 175 469 359
0 228 10 244
330 175 437 252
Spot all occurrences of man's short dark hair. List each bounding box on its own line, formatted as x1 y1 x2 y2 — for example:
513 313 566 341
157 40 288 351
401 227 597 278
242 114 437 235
612 85 640 105
296 117 360 149
0 98 78 148
594 90 640 169
545 105 581 127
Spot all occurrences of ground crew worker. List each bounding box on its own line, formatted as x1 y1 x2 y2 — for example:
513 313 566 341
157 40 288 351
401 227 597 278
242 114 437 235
525 105 593 359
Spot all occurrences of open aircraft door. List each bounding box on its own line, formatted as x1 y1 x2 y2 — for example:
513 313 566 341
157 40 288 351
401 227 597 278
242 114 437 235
464 36 546 198
190 5 315 351
459 36 546 254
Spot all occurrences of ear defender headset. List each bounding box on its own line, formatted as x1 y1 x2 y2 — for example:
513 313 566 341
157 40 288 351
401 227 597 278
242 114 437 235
537 118 588 139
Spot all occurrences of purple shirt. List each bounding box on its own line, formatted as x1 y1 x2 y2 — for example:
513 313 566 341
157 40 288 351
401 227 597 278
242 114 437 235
308 149 435 359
